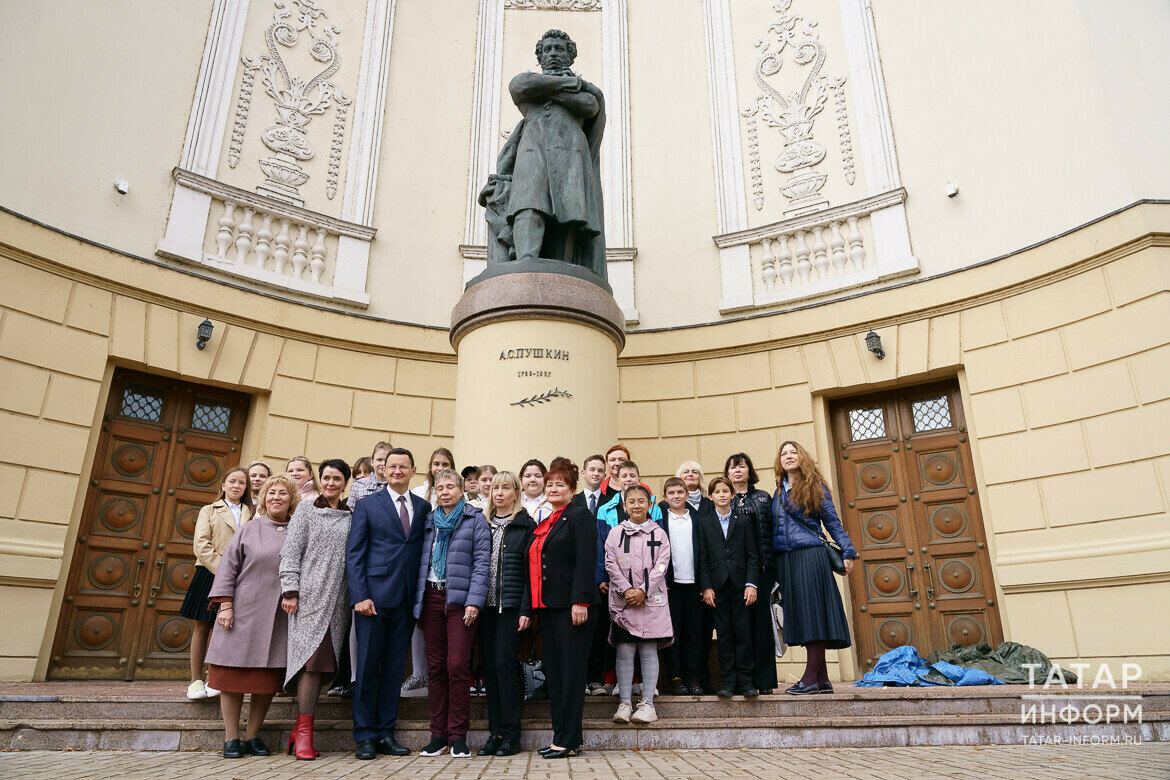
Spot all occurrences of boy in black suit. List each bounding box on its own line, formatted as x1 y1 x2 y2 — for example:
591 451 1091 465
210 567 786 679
698 476 759 698
575 454 615 695
659 476 709 695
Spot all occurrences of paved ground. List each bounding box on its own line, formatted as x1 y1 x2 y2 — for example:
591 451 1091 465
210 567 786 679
0 744 1167 780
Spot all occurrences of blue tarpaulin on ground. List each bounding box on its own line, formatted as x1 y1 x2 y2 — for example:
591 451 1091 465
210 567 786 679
854 645 1006 687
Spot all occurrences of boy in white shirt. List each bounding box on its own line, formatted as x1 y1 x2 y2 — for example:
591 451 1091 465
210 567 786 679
659 477 707 695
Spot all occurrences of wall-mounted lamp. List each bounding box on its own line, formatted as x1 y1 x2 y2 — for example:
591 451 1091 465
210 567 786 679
196 318 214 350
865 330 885 360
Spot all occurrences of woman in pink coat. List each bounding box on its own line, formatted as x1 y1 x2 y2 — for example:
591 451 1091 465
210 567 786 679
604 484 672 726
206 473 299 759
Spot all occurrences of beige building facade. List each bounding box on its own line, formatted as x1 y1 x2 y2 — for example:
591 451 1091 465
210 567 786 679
0 0 1166 683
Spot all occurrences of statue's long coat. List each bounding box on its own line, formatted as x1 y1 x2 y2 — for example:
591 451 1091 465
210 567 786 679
498 71 607 279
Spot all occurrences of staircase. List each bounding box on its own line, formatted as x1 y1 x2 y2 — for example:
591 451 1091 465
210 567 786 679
1 682 1166 751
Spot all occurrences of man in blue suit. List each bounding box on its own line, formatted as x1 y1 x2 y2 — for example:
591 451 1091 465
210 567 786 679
346 447 429 759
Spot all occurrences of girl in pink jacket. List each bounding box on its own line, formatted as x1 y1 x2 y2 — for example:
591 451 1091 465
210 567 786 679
604 485 673 725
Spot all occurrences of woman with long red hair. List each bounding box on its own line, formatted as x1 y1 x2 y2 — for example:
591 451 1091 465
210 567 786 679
771 441 857 695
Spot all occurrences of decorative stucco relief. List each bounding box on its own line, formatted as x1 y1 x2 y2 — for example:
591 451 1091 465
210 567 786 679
742 0 851 217
241 0 349 206
504 0 601 10
326 90 352 199
828 75 855 186
228 57 260 169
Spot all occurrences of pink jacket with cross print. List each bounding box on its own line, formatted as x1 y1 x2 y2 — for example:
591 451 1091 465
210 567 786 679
604 519 673 645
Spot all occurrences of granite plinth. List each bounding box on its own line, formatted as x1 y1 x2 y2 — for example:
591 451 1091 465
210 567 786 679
465 257 613 295
450 268 625 350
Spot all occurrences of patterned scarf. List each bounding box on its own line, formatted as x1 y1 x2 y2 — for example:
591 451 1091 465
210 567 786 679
485 506 518 606
431 499 466 582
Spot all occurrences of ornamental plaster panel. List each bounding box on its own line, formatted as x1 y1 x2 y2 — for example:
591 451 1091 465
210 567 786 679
740 0 849 218
710 0 915 314
243 0 351 206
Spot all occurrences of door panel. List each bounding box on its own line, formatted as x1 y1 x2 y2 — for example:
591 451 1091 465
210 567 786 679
832 381 1003 673
51 370 249 680
124 384 249 678
871 612 920 655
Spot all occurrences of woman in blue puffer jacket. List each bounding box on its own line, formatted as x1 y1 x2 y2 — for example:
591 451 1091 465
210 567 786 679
413 469 490 758
771 441 858 696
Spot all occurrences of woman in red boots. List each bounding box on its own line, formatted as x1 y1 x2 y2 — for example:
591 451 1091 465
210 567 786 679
279 459 353 759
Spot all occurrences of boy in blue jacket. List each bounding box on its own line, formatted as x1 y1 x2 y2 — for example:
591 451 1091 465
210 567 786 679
595 460 662 585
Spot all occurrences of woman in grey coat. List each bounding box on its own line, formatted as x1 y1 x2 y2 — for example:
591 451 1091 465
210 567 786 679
279 459 352 760
412 469 490 758
206 473 299 759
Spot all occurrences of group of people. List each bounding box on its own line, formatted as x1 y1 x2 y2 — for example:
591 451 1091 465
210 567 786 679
181 439 858 760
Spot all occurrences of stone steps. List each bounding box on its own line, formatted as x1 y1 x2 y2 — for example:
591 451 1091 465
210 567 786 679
2 683 1167 750
5 687 1164 719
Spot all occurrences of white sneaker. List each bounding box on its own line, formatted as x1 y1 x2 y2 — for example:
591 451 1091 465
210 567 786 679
186 680 207 700
604 683 616 696
203 682 220 698
631 700 657 724
613 700 633 723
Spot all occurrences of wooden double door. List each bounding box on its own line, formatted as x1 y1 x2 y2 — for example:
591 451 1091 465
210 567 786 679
50 369 250 679
831 381 1002 671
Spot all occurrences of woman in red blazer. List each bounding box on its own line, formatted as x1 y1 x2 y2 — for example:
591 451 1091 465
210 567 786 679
526 459 597 759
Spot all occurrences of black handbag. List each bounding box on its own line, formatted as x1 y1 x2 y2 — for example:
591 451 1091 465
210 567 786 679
821 535 847 576
521 657 547 702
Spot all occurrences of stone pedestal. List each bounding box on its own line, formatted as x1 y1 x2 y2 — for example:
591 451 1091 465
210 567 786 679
450 271 625 473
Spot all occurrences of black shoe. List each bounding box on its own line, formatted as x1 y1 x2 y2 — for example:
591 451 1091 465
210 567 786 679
495 739 521 756
223 738 245 758
586 682 605 696
377 735 411 756
326 684 344 696
786 681 819 695
478 736 503 756
538 745 556 755
740 686 759 698
543 747 581 759
759 688 773 695
341 682 354 698
670 677 688 695
715 688 734 697
355 738 377 760
817 682 834 694
244 736 270 756
419 737 448 756
450 738 471 758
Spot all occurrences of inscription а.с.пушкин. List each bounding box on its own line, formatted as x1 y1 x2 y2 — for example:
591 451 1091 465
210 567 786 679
499 348 570 361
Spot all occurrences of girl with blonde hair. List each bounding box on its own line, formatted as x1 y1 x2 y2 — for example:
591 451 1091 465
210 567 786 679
476 471 536 755
286 456 322 503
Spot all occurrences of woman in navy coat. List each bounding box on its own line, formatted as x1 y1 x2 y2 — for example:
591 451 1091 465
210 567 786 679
771 441 858 695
